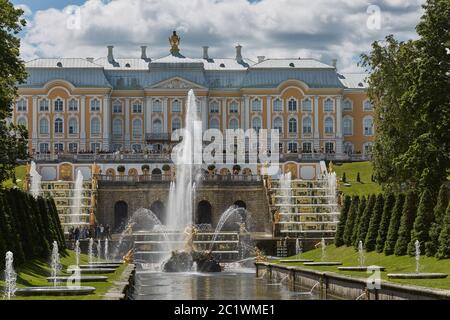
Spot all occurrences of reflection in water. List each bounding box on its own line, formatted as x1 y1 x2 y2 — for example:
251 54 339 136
129 270 319 300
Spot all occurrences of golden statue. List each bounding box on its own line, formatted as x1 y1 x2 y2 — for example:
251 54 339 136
169 30 180 55
328 161 334 173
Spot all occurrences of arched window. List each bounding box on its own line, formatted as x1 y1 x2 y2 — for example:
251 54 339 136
302 117 312 134
288 98 297 112
324 117 334 134
39 99 49 112
90 98 100 112
69 99 78 112
172 118 181 132
113 118 123 136
54 118 63 134
252 117 262 131
209 101 219 113
251 99 262 112
363 142 373 157
324 98 334 112
273 117 283 133
363 100 373 111
209 118 220 129
288 118 297 133
132 102 142 113
132 119 142 138
172 100 181 113
364 116 374 136
68 118 78 134
273 99 282 112
229 102 239 114
153 100 162 113
54 98 64 112
153 119 162 133
302 98 312 112
288 142 298 153
343 116 353 136
91 117 100 135
17 99 27 112
39 118 49 134
17 117 27 128
113 101 122 113
229 118 239 130
344 142 354 155
343 99 353 111
302 142 312 153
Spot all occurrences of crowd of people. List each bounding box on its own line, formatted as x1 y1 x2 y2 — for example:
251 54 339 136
68 224 112 241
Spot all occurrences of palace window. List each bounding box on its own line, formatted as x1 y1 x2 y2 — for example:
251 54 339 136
54 143 64 152
324 117 334 134
325 142 334 154
288 142 298 153
91 143 100 153
68 118 78 134
54 99 64 112
54 118 63 134
343 99 353 111
364 116 374 136
209 101 219 113
90 98 100 112
303 142 312 153
172 100 181 113
288 118 297 134
153 100 162 113
16 99 27 112
209 118 220 130
132 119 142 138
252 117 262 132
343 116 353 136
153 119 162 133
39 143 49 153
288 98 297 112
302 117 312 134
39 118 49 134
364 142 373 156
90 118 100 135
229 118 239 130
229 102 239 114
69 99 78 112
363 100 373 111
39 99 49 112
17 117 27 128
324 98 334 112
113 102 122 113
273 99 282 112
113 118 123 136
69 143 78 153
132 102 142 114
132 144 142 152
172 118 181 132
273 117 283 133
302 98 312 112
252 99 262 112
344 142 354 155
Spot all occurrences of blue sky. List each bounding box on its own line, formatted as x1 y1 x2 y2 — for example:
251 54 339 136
13 0 424 72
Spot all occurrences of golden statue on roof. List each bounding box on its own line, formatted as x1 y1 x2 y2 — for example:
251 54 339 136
169 30 180 55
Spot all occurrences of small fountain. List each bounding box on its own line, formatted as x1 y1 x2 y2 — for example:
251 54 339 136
279 239 313 264
97 239 102 262
295 238 302 256
415 240 420 274
303 238 342 266
29 161 42 198
75 240 81 266
104 239 109 262
88 238 94 265
321 238 327 262
358 241 365 267
50 241 62 287
339 241 385 272
4 251 17 300
72 170 84 225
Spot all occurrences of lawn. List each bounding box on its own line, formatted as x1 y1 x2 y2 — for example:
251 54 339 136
0 250 128 300
2 165 27 190
276 245 450 291
333 162 382 196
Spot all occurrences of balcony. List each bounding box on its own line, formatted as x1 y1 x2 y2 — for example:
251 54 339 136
145 133 170 141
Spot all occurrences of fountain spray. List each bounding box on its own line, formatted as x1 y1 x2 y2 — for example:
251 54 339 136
88 238 94 265
29 161 42 198
51 241 62 287
97 240 102 262
75 240 80 266
358 241 365 267
104 238 109 262
415 240 421 274
4 252 17 300
321 238 327 262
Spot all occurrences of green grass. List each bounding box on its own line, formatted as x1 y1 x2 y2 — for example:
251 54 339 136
333 162 382 196
2 165 27 190
0 250 128 300
276 245 450 290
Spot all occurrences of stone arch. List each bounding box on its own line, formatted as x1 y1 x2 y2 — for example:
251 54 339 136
151 168 162 180
196 200 212 225
114 201 128 232
242 168 252 176
220 168 231 175
106 168 116 177
234 200 247 209
128 168 138 176
284 162 298 179
150 200 165 224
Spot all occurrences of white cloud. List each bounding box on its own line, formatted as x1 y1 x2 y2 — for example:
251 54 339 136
20 0 425 72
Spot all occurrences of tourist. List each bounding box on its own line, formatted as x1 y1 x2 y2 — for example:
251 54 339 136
95 224 101 239
100 224 105 240
105 225 112 240
74 227 80 241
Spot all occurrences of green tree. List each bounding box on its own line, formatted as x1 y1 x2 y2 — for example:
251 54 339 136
384 193 406 255
407 189 436 256
376 192 395 252
0 1 28 184
355 194 376 247
343 196 360 246
394 191 418 256
436 202 450 259
426 184 449 256
335 195 351 247
351 196 366 245
360 0 450 194
0 191 25 265
365 194 384 252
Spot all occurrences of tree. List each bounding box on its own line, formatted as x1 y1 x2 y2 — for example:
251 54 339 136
343 196 359 246
0 1 28 184
376 192 395 252
407 189 435 256
365 194 384 252
426 184 449 256
355 194 376 247
436 202 450 259
384 193 406 255
394 191 418 256
335 195 351 247
360 0 450 194
351 196 366 245
0 191 25 265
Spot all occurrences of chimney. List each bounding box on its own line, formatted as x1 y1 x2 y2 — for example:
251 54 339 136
257 56 265 63
332 59 337 69
107 45 114 63
86 57 94 63
203 46 209 60
235 44 243 63
141 46 148 61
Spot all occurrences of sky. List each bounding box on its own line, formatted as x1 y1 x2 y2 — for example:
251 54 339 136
11 0 425 72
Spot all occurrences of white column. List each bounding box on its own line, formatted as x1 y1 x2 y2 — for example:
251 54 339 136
335 96 343 155
266 96 272 129
145 96 152 135
202 97 208 131
222 98 227 130
32 96 38 150
244 96 250 130
80 96 86 151
125 98 130 150
102 95 110 151
163 98 168 133
314 96 320 151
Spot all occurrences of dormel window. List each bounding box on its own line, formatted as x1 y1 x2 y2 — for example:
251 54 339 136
39 99 49 112
172 100 181 113
54 118 64 134
90 98 100 112
153 100 162 113
39 118 49 134
91 118 101 135
288 118 297 134
251 99 262 112
302 98 312 112
132 119 142 138
113 102 123 113
324 98 334 113
69 118 78 134
209 101 219 113
132 102 142 114
229 102 239 114
363 100 373 111
273 99 282 112
343 99 353 111
16 99 27 112
302 117 312 134
324 117 334 134
288 98 297 112
54 99 64 112
69 99 78 112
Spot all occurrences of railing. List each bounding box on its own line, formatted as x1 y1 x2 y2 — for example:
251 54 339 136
96 173 262 183
145 133 170 141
